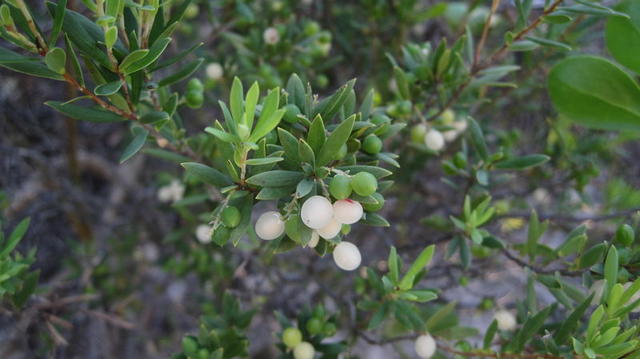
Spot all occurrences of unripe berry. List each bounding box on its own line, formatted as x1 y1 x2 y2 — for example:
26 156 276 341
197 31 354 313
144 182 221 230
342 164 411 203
333 199 363 225
185 90 203 109
317 218 341 239
183 3 199 19
399 100 412 115
187 78 204 92
282 327 303 348
494 310 517 331
300 196 334 229
439 109 455 124
304 21 321 36
415 334 437 358
221 206 241 228
323 322 337 336
308 231 320 248
255 211 285 240
283 104 301 123
306 318 323 335
293 342 315 359
363 193 384 212
182 336 198 355
362 134 382 154
424 129 445 151
212 225 230 245
351 172 378 197
329 174 352 200
333 241 361 271
195 225 212 244
411 124 428 144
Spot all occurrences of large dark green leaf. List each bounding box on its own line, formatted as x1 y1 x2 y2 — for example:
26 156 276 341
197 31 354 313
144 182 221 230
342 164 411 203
548 56 640 131
119 127 148 163
46 101 126 122
246 171 304 187
495 154 550 170
181 162 233 188
316 114 355 166
605 0 640 74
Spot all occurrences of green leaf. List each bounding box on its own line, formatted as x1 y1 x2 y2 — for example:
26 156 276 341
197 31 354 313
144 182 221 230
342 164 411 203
579 243 607 269
158 58 204 87
245 157 283 166
388 246 399 283
0 218 30 258
123 37 171 74
468 117 489 160
246 171 304 187
49 0 67 46
337 165 393 179
119 49 150 73
316 114 355 166
244 82 259 129
254 88 280 134
139 111 169 124
313 79 356 121
12 270 38 308
399 245 435 290
94 81 122 96
45 101 126 122
248 107 285 143
525 36 572 51
181 162 233 188
307 115 326 153
205 126 237 143
495 154 550 170
143 148 190 163
483 320 498 349
605 0 640 74
286 73 306 110
45 47 67 74
119 127 148 163
513 305 554 351
230 77 244 125
554 294 594 343
604 245 619 297
361 213 390 227
548 56 640 131
0 60 64 80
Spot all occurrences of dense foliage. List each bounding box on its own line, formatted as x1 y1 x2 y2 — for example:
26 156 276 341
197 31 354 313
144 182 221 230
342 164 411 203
1 0 640 358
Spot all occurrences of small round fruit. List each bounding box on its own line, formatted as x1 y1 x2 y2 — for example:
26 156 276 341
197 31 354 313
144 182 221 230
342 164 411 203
333 241 362 271
185 90 203 109
308 231 320 248
187 78 204 92
334 144 348 160
221 206 241 228
329 174 352 200
206 62 223 80
317 218 341 239
415 334 437 359
293 342 315 359
439 109 455 124
424 129 445 151
494 310 517 331
300 196 334 229
362 134 382 154
333 199 363 225
306 318 323 335
283 104 301 123
304 21 320 36
212 226 230 245
363 193 384 212
399 100 412 115
255 211 285 240
351 172 378 197
182 336 198 355
411 124 428 144
195 224 212 244
282 327 303 349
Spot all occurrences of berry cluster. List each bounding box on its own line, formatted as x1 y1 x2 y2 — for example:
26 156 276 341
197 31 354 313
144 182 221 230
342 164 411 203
255 171 384 271
410 110 468 152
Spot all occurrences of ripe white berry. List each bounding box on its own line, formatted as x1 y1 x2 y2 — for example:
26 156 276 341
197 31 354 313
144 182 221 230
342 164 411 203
333 241 361 271
157 179 185 203
494 310 517 331
453 119 468 133
195 224 212 244
424 129 445 151
333 199 363 225
300 196 334 229
293 342 315 359
308 231 320 248
415 334 437 358
317 218 341 239
206 62 223 80
263 27 280 45
255 211 285 240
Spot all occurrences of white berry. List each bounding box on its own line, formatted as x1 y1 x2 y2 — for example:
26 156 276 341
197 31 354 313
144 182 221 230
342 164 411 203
424 129 445 151
293 342 315 359
318 218 341 239
205 62 223 80
255 211 285 240
263 27 280 45
308 231 320 248
157 179 185 203
333 241 361 271
333 199 363 225
300 196 334 229
494 310 517 331
195 224 212 244
415 334 437 358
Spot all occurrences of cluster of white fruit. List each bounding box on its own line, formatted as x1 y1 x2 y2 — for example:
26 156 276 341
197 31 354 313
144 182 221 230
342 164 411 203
157 179 185 203
415 333 437 358
254 195 365 271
